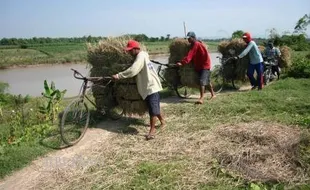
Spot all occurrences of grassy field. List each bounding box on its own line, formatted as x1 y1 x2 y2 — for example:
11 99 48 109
0 41 219 69
1 78 309 189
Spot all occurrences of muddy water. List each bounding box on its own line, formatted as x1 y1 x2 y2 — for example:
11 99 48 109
0 53 221 97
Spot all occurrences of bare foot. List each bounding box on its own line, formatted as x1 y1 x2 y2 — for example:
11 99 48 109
195 99 204 104
160 121 166 131
145 133 155 140
208 95 216 100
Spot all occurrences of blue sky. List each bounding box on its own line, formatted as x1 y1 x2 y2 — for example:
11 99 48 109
1 0 309 39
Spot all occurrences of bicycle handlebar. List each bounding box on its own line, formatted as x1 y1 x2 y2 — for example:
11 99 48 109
217 57 235 64
71 68 111 82
150 60 177 67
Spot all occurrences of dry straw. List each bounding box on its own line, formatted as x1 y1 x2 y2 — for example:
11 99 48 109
166 38 200 88
87 37 148 115
217 39 249 81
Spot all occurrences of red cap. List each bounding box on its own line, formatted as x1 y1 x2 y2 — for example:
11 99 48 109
125 40 140 51
242 32 252 43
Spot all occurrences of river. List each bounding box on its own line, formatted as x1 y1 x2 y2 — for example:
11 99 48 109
0 53 221 97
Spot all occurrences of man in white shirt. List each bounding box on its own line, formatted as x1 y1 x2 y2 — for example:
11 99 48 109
112 40 165 140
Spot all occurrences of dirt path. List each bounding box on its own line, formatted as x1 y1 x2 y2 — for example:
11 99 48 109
0 120 122 190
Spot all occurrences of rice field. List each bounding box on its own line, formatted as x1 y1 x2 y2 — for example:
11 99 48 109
0 41 219 69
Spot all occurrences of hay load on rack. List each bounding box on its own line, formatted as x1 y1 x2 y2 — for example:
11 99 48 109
87 37 148 115
165 38 200 88
278 46 292 68
217 39 249 81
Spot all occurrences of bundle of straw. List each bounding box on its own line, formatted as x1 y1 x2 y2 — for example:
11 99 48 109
278 46 292 68
218 39 249 81
167 38 200 87
87 37 148 115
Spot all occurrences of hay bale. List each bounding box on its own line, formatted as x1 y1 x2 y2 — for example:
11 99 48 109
166 38 200 87
162 67 180 87
210 122 305 183
218 39 249 81
179 64 200 88
279 46 292 68
168 38 191 64
87 37 148 115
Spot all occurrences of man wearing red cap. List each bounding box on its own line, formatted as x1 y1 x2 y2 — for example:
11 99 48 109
234 32 264 90
176 31 215 104
112 40 165 140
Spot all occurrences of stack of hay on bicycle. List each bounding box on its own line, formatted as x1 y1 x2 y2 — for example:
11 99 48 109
217 39 250 81
165 38 200 88
218 39 292 81
87 37 148 115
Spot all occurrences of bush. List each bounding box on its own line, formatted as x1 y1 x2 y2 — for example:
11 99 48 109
287 57 310 78
0 82 9 94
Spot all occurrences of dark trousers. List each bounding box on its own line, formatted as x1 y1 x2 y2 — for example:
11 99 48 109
247 63 263 89
272 65 280 78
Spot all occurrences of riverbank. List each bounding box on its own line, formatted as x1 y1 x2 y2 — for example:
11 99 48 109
0 41 219 70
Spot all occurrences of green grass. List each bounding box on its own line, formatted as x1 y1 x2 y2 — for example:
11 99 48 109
165 78 310 132
0 137 50 178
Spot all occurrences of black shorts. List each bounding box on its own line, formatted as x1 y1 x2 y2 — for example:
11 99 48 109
199 69 211 86
145 92 160 116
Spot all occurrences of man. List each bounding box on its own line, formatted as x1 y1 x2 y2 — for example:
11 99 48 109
234 32 264 90
263 41 281 79
176 31 215 104
112 40 165 140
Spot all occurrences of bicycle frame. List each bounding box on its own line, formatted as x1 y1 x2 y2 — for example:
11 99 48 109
71 68 112 112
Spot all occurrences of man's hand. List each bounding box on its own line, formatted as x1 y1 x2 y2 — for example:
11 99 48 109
112 74 119 80
176 62 182 66
233 56 239 60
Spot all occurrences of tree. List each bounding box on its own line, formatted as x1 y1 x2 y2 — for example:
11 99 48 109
166 34 171 41
294 13 310 34
267 28 280 39
231 30 244 39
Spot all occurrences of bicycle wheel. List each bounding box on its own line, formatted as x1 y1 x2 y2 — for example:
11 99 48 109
232 79 243 90
264 69 272 85
211 66 224 93
60 99 90 146
108 105 124 120
175 85 191 98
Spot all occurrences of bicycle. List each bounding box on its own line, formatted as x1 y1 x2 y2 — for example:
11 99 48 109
212 56 241 93
60 69 123 146
150 60 192 98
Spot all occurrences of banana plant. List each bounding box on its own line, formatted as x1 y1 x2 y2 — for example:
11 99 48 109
39 80 66 123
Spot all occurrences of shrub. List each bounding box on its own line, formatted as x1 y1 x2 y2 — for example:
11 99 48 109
287 57 310 78
0 82 9 94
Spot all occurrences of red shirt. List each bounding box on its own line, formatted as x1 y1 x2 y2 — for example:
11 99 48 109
181 41 211 71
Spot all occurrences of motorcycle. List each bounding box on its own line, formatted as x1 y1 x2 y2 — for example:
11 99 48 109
263 58 277 85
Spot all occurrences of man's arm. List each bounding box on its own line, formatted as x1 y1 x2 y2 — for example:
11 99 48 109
238 41 254 59
117 54 144 79
180 43 198 65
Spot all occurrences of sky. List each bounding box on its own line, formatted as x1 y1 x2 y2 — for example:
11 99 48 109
0 0 309 39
